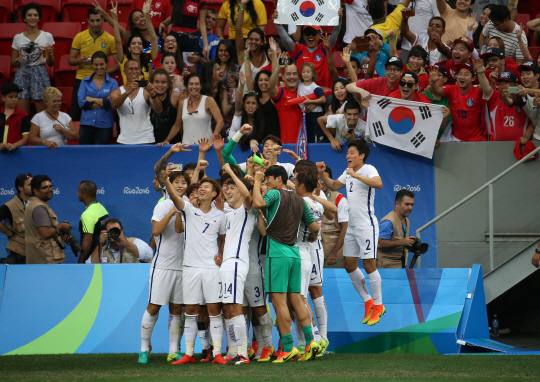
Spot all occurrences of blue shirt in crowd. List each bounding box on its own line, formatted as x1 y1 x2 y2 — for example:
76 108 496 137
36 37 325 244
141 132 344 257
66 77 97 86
352 42 391 80
78 73 119 128
197 32 220 74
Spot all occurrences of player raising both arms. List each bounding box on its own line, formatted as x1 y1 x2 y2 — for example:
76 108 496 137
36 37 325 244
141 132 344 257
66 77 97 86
165 165 228 365
317 139 385 326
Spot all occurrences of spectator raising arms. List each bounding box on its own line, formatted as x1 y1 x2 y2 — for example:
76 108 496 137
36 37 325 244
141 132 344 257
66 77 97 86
153 34 185 74
216 0 267 40
29 88 79 149
111 60 163 144
401 15 451 66
399 0 440 61
132 0 171 31
77 51 119 145
436 0 474 43
11 3 55 114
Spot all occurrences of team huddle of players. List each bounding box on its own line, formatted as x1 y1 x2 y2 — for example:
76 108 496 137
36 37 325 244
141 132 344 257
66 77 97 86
138 125 384 365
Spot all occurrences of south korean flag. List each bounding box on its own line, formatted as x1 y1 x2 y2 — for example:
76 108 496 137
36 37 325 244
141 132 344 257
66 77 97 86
366 95 444 159
275 0 339 26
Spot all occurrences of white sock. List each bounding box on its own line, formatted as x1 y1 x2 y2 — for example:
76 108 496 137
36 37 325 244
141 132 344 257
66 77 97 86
184 314 198 356
258 313 273 348
225 318 237 357
244 314 250 347
198 322 210 351
313 297 328 342
293 313 306 347
306 302 321 342
349 268 372 302
369 270 382 305
233 315 248 358
209 314 223 356
141 310 158 352
168 314 182 354
253 325 264 358
178 311 185 351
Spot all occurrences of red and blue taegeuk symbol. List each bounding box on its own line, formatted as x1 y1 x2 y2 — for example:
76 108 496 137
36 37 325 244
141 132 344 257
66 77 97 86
388 106 415 135
299 1 316 17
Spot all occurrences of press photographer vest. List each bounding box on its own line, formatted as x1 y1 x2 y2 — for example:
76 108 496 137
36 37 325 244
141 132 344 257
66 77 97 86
24 197 65 264
377 210 410 267
321 191 345 257
102 238 139 263
4 196 26 256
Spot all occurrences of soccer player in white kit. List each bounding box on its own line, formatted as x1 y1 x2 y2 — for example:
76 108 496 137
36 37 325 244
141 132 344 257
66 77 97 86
317 139 385 326
165 173 228 365
138 170 190 364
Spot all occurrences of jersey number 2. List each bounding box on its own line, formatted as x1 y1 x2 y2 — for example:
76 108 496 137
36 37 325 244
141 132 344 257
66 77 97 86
349 182 353 192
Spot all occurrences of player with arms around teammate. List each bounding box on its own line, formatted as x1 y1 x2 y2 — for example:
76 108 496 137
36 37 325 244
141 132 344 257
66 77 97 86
317 139 384 326
138 169 190 364
165 164 228 365
252 165 321 362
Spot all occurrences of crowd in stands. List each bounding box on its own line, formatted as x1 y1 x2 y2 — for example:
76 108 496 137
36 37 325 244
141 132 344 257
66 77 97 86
2 0 540 153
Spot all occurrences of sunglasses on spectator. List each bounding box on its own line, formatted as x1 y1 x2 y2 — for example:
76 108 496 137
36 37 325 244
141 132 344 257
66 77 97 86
303 30 319 37
400 81 416 88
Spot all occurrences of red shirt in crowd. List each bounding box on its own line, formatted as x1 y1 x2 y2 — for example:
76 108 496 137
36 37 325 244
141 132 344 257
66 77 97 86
443 85 487 141
355 77 399 96
130 0 171 30
272 87 303 144
291 42 333 89
1 106 30 144
387 90 432 103
402 67 430 92
485 89 529 141
443 59 475 85
170 0 208 34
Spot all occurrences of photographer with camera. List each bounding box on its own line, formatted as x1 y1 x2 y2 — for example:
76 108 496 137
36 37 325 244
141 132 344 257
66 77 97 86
100 219 152 263
377 189 427 268
78 181 109 263
24 175 73 264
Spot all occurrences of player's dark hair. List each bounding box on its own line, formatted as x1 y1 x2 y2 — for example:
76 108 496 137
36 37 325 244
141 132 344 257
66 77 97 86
261 134 282 147
265 165 288 185
430 16 446 30
409 46 429 66
294 160 317 175
489 5 510 23
223 177 252 192
367 0 385 20
296 171 318 193
15 173 32 193
30 175 51 195
344 100 361 113
396 189 415 203
22 3 42 22
105 218 123 230
347 139 370 163
219 165 243 184
184 162 205 180
186 182 200 198
200 177 222 200
169 171 191 185
79 181 97 198
323 166 332 179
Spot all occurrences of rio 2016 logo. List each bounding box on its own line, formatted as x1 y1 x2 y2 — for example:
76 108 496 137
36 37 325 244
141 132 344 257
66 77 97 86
123 187 150 195
97 188 105 195
0 188 15 196
394 184 421 192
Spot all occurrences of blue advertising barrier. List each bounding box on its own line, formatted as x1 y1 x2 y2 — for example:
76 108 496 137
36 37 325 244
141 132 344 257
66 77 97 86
0 144 437 266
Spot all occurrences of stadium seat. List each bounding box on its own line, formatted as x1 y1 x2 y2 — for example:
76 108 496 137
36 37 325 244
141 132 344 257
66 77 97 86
42 22 82 69
333 50 345 69
206 0 225 15
0 55 11 87
57 86 73 115
529 47 540 63
263 0 274 20
516 13 530 36
265 17 278 38
54 55 77 87
17 0 61 27
0 23 28 56
108 55 123 86
106 0 132 25
62 0 107 25
102 21 127 37
0 0 13 23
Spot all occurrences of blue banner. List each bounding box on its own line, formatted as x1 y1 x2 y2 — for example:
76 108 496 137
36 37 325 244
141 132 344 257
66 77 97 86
0 144 437 267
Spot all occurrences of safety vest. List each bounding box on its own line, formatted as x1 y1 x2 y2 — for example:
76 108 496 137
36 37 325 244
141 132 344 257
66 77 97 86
321 191 345 257
4 195 26 256
377 210 410 266
102 238 139 263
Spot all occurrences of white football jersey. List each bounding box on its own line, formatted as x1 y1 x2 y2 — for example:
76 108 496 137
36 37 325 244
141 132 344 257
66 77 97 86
151 199 184 270
338 164 379 227
182 202 227 269
297 197 324 252
223 206 257 264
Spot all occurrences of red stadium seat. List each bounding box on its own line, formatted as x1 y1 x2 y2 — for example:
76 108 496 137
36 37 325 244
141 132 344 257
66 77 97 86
108 55 123 86
102 21 127 37
106 0 133 25
62 0 107 25
0 55 11 87
0 23 28 56
0 0 13 23
332 50 344 69
529 47 540 62
516 13 530 36
42 22 82 69
57 86 73 114
17 0 61 27
265 17 278 37
54 55 77 87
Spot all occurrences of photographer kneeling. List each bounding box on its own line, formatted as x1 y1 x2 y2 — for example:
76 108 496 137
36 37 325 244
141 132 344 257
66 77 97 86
100 219 152 263
25 175 75 264
377 190 427 269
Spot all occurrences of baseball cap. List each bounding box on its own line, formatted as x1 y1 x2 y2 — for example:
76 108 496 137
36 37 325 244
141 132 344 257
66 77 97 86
517 61 540 73
497 71 519 83
385 56 404 70
401 72 419 83
303 25 322 32
427 65 448 77
481 48 505 60
455 63 475 75
1 82 23 96
364 28 383 39
513 139 538 161
453 36 474 52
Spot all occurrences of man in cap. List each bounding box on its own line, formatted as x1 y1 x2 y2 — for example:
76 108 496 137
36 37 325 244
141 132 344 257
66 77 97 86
443 36 475 84
0 83 30 152
474 59 533 142
501 61 540 141
346 57 404 99
388 72 433 103
481 47 519 87
430 62 488 141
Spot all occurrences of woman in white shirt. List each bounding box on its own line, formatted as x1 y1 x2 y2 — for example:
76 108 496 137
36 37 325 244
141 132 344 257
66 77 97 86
11 3 55 114
29 88 79 149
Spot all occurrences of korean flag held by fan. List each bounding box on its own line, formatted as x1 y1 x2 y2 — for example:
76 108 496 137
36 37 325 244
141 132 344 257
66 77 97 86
366 95 444 159
276 0 339 26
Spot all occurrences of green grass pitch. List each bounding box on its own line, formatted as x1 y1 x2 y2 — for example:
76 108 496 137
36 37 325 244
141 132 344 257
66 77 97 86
1 353 540 381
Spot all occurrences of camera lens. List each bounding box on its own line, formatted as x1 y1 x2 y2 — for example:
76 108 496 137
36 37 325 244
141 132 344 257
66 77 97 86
108 227 121 240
